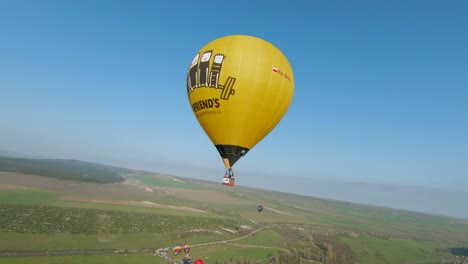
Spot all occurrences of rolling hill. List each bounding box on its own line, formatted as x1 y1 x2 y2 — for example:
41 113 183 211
0 156 130 183
0 157 467 263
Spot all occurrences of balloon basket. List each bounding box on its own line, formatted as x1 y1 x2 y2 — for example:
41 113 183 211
222 177 235 186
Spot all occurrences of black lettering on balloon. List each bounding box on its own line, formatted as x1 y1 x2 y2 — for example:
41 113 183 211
192 98 222 113
187 50 236 115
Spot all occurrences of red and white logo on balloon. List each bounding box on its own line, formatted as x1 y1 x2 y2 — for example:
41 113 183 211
272 67 291 81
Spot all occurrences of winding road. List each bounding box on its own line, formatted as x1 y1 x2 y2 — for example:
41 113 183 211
0 226 326 263
154 226 272 263
0 226 292 263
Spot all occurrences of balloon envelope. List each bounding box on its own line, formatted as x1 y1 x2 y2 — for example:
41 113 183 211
257 205 264 212
172 245 182 255
187 35 294 170
183 244 191 253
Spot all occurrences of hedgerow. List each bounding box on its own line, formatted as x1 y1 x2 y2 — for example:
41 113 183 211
0 204 237 235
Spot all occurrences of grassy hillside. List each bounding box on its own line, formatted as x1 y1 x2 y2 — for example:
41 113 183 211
0 157 128 183
0 162 467 263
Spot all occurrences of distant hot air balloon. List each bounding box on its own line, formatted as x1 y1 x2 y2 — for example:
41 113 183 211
172 245 182 255
183 244 191 253
186 35 294 186
257 205 264 213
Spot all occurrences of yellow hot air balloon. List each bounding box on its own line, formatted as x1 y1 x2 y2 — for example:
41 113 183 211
186 35 294 186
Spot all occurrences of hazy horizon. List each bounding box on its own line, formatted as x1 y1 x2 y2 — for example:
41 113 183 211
2 148 467 220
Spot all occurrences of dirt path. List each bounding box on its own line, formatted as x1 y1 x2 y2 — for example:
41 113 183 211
153 226 268 263
60 195 207 213
0 227 266 259
0 226 322 263
0 227 272 262
152 226 322 264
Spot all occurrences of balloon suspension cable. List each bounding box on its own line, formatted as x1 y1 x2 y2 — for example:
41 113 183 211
224 168 234 178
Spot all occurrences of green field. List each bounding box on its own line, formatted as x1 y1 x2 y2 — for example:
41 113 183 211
0 157 127 183
1 253 165 264
0 232 169 251
341 236 451 263
1 158 468 263
0 189 59 205
132 174 206 190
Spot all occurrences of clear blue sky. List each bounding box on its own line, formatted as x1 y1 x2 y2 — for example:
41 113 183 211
1 1 467 217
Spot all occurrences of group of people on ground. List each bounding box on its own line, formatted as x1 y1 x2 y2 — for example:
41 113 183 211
182 253 204 264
